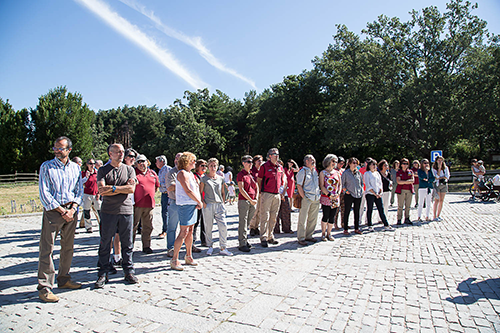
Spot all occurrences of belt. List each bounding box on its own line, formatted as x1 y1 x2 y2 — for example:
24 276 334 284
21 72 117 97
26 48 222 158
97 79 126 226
61 202 74 209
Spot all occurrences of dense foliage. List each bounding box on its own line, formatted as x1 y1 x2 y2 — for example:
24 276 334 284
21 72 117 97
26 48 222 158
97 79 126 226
1 0 498 173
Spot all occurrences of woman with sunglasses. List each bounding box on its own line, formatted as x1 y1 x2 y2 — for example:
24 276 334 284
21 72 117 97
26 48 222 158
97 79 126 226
432 156 450 221
417 159 435 222
395 158 415 225
341 157 364 235
237 155 259 252
364 159 394 231
192 160 208 249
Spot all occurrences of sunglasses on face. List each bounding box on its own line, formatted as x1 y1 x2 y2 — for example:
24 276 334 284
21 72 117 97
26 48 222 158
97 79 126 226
243 160 252 164
137 161 146 164
200 164 207 168
402 162 409 165
127 155 136 158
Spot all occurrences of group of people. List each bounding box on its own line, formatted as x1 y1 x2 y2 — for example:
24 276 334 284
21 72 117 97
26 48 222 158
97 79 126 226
36 136 451 303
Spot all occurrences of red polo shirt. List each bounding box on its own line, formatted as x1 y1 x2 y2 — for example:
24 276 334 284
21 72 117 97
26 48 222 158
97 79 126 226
250 166 259 181
134 168 160 208
258 160 285 194
396 169 414 194
237 169 257 200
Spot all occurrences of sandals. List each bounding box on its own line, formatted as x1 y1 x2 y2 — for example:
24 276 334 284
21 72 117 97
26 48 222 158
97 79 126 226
184 256 198 266
170 259 184 271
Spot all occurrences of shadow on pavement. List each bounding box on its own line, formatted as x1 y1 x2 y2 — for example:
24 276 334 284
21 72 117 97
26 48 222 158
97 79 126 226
446 277 500 304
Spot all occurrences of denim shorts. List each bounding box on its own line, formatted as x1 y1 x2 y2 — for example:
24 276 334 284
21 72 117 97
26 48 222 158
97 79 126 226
178 204 197 226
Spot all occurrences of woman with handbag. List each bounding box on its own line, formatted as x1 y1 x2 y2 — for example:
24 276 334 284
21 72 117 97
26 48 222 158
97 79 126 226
319 154 341 241
432 156 450 221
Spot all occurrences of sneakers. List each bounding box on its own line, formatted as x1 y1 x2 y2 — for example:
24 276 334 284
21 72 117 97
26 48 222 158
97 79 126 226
58 280 82 289
167 249 174 258
207 247 214 256
366 226 375 232
94 275 108 289
112 257 122 266
238 245 251 252
383 225 395 231
220 248 233 256
124 273 138 284
142 247 153 254
261 240 268 248
39 289 59 302
268 239 279 245
109 266 118 275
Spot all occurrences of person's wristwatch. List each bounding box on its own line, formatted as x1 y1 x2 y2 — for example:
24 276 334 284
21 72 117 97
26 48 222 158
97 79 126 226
112 185 116 193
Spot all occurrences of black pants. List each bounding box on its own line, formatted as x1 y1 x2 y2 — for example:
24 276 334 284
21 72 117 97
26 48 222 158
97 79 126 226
193 209 206 244
98 213 134 277
321 205 338 224
366 194 389 227
343 193 361 231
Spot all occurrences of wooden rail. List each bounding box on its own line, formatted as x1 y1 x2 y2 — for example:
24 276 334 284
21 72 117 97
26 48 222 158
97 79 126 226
449 169 500 183
0 172 39 183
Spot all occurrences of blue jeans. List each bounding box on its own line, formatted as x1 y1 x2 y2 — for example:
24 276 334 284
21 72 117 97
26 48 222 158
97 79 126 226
161 193 169 233
166 199 179 250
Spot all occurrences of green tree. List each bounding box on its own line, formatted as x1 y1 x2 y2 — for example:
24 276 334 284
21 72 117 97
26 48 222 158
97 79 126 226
0 98 29 173
29 86 94 171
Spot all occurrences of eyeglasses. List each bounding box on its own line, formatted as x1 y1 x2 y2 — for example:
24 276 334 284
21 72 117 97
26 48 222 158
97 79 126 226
126 155 136 158
401 162 409 165
270 153 279 156
87 162 95 165
200 164 207 168
52 147 68 152
137 160 146 164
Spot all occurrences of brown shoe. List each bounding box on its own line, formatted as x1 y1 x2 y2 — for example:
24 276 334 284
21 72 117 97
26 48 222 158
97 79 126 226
39 289 59 303
192 245 202 253
58 280 82 289
298 240 308 246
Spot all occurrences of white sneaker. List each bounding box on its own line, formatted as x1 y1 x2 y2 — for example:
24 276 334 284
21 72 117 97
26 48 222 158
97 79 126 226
383 226 395 231
207 247 214 256
220 248 233 256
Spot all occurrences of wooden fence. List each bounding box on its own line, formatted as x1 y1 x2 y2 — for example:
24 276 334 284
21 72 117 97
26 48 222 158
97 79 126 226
0 172 39 184
449 169 500 183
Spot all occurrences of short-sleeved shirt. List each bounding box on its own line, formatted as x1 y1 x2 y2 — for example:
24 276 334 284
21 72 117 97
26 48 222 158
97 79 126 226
258 160 285 194
395 169 414 194
201 174 224 204
97 163 136 215
237 169 257 200
166 166 179 200
411 167 420 185
134 168 160 208
296 167 320 201
82 171 98 195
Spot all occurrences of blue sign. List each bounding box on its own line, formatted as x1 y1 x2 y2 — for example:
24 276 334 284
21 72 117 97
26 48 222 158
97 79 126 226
431 150 442 163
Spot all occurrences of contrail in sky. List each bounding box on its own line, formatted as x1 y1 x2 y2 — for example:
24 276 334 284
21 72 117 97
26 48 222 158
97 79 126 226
75 0 207 90
119 0 258 89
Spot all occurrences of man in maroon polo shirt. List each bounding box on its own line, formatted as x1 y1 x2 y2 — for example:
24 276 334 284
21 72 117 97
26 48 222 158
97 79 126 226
133 154 160 254
257 148 287 248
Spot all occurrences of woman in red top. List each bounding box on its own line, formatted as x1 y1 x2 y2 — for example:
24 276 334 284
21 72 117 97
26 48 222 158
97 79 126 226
396 158 414 225
274 159 298 234
81 158 100 233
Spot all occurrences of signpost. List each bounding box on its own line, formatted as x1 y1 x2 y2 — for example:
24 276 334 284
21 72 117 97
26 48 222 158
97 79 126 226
431 150 443 163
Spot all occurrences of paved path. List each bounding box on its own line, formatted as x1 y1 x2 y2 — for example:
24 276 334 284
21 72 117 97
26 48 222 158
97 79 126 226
0 193 499 332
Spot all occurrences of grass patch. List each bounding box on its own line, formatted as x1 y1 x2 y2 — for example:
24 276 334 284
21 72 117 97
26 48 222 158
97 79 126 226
0 183 41 215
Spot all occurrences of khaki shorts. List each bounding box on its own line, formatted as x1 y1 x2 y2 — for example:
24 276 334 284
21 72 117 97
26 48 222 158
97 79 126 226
435 183 448 193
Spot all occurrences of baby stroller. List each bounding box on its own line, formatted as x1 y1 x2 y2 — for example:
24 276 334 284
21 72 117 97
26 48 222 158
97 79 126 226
469 176 500 202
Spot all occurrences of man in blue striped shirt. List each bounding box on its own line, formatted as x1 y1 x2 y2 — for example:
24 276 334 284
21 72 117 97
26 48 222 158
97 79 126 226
38 136 83 303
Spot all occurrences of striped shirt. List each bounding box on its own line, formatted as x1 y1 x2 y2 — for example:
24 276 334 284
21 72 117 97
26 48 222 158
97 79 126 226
158 165 172 193
39 157 84 211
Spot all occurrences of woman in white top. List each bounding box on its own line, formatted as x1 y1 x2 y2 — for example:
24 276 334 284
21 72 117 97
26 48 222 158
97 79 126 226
171 152 203 271
364 159 394 232
432 156 450 221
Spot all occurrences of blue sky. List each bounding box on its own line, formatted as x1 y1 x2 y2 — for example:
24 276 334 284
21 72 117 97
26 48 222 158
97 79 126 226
1 0 499 112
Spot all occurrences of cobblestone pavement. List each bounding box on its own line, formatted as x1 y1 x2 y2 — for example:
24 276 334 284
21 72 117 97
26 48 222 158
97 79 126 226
0 193 499 332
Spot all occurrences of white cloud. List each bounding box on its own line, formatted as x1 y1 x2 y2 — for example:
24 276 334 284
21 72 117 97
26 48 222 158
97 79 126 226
75 0 207 90
119 0 258 89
